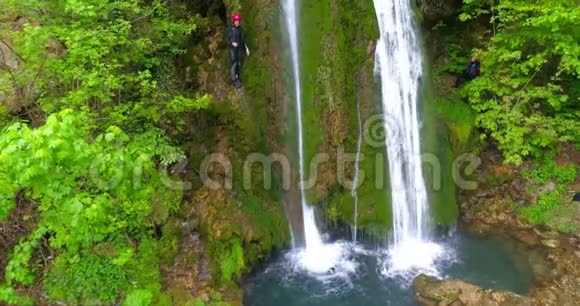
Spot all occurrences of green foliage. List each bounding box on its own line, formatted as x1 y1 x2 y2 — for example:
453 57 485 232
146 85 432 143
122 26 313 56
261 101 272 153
430 23 472 78
0 0 221 303
0 110 183 303
0 0 208 131
0 105 11 130
522 151 577 185
520 188 564 225
458 0 580 165
45 253 128 303
0 0 294 304
0 285 33 306
518 151 578 226
325 205 341 224
125 237 173 305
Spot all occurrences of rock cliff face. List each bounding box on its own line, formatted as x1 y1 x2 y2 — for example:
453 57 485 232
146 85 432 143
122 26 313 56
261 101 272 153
168 0 383 302
419 0 462 23
157 0 292 303
184 0 465 255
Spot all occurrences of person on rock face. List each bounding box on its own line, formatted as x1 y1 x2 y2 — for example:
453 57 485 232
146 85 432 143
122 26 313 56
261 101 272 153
455 55 481 88
227 13 250 89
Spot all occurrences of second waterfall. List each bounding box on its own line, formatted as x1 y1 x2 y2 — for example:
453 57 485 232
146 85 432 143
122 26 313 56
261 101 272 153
373 0 447 277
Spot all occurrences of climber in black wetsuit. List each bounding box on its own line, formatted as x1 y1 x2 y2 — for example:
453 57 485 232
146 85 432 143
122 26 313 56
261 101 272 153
227 13 250 89
455 55 481 88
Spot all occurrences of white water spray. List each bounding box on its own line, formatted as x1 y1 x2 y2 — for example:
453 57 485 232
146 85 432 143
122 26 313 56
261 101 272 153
372 0 447 277
283 0 349 274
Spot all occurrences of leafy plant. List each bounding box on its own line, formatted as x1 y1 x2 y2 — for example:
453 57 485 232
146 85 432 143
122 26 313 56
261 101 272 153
0 1 216 303
458 0 580 165
518 151 578 226
0 0 207 132
522 151 577 185
520 188 564 225
123 289 154 306
0 110 183 303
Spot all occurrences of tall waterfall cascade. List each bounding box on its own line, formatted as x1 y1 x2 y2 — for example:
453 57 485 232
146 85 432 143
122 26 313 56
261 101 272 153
282 0 351 275
282 0 324 253
373 0 447 277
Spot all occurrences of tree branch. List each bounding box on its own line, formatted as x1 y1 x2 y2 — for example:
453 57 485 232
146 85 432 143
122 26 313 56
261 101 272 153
0 47 19 86
510 65 543 114
0 38 25 63
131 2 166 23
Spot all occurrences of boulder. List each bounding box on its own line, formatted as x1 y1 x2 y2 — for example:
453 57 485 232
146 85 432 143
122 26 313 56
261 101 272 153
413 274 462 305
533 228 559 240
540 239 561 249
413 274 530 306
539 181 557 194
512 230 539 247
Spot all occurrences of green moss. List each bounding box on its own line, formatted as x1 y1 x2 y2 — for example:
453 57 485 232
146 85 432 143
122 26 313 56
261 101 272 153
296 0 332 187
198 0 290 253
428 129 459 226
198 187 289 286
127 238 174 306
238 0 277 148
292 0 390 235
236 188 291 257
214 237 245 284
167 287 202 306
421 68 460 226
158 222 182 264
435 98 476 153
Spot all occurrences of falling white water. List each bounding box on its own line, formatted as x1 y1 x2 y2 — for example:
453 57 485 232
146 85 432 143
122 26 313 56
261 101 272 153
282 0 323 253
372 0 447 277
283 0 349 274
351 96 363 243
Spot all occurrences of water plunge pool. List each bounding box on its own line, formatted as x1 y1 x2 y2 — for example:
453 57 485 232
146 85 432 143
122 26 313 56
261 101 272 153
244 228 538 306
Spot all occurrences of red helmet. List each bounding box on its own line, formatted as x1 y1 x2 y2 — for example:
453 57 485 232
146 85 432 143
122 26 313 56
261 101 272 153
232 13 241 23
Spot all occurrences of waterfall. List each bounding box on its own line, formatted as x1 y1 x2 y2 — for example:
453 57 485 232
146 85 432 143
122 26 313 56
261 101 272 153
373 0 445 277
282 0 325 252
351 96 363 243
283 0 351 275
